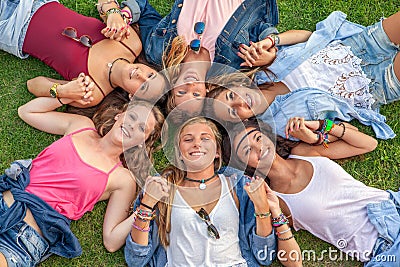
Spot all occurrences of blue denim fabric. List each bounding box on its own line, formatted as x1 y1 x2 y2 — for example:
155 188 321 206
364 190 400 266
134 0 279 71
0 193 49 267
0 162 82 262
257 87 395 140
124 175 278 267
254 11 400 107
341 20 400 106
0 0 58 58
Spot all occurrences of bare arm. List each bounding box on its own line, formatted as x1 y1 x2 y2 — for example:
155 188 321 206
97 0 130 41
18 96 94 135
288 118 378 159
102 168 137 252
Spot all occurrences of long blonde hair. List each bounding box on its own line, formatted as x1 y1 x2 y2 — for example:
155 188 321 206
157 117 222 247
93 100 165 195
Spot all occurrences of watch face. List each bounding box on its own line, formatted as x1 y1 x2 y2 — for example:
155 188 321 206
50 88 57 98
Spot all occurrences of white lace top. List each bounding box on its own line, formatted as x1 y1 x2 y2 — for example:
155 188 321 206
281 41 375 109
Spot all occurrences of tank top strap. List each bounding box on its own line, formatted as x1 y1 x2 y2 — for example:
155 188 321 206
120 42 137 58
69 127 97 136
89 74 106 97
107 161 123 175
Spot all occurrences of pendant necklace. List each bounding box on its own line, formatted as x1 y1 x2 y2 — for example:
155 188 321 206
107 57 130 89
184 173 217 190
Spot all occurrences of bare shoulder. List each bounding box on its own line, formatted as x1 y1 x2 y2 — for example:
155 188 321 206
64 115 96 135
108 166 137 191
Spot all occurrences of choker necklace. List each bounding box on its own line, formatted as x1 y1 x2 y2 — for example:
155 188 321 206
107 57 130 89
184 173 217 190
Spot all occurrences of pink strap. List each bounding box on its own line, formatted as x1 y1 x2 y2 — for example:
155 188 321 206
107 161 123 175
69 127 97 136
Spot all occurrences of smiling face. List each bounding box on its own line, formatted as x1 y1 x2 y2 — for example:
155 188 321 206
233 127 275 171
178 122 219 173
114 105 157 150
121 63 166 101
213 86 268 122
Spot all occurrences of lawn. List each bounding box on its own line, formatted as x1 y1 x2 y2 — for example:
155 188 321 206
0 0 399 266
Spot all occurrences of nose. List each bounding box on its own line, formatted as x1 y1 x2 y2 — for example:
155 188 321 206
233 96 246 107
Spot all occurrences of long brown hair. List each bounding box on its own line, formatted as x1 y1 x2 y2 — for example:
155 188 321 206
157 117 222 247
92 99 165 195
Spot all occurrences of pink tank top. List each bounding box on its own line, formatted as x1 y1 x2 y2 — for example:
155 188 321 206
26 128 121 220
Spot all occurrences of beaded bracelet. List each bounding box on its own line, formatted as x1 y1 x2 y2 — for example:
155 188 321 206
272 213 289 227
322 132 329 148
132 216 150 232
276 227 291 237
96 0 120 15
337 122 346 139
120 9 132 24
106 8 122 18
254 212 271 218
278 235 294 241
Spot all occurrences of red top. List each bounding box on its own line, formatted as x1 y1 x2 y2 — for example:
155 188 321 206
26 128 121 220
23 2 105 81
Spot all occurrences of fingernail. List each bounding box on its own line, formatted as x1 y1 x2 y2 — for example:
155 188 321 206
246 182 250 186
120 27 125 31
105 27 109 31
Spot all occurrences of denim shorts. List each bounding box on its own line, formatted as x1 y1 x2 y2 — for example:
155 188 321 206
341 19 400 107
0 192 50 267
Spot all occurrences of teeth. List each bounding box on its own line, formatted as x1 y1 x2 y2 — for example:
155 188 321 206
190 152 205 156
261 148 269 159
130 68 138 79
246 94 252 107
121 126 130 138
185 76 198 82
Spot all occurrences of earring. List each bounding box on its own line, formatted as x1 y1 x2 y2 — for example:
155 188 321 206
138 144 143 148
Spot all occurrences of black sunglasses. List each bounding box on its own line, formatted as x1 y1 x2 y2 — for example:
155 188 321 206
62 27 93 48
196 208 220 239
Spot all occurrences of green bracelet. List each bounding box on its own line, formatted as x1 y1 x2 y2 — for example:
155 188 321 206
324 119 334 133
106 7 122 17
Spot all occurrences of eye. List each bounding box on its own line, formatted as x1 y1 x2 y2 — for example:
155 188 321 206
139 82 148 91
228 91 234 100
201 137 210 141
193 92 201 97
148 72 154 79
139 125 145 133
256 135 262 142
178 90 187 95
244 147 251 156
183 138 193 142
230 107 238 118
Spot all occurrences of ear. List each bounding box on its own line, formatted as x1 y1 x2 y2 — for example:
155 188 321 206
128 93 134 100
115 114 121 121
215 152 220 158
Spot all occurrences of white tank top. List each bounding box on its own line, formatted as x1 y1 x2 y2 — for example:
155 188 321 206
274 155 389 262
166 174 247 267
281 41 375 110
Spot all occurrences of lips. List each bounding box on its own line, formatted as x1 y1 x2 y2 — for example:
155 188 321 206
121 126 131 138
189 151 205 157
245 94 253 108
184 72 199 83
129 68 138 79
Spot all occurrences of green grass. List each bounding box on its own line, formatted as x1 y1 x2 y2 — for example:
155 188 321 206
0 0 398 266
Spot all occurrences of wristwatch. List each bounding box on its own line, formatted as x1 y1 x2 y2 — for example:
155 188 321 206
50 83 59 98
269 34 280 46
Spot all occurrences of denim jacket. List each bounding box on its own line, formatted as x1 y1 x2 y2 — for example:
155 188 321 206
365 190 400 266
257 87 395 140
134 0 279 70
254 11 364 84
124 174 278 267
0 161 82 258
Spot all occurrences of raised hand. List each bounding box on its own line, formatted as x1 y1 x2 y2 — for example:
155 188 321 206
244 176 270 211
238 39 277 67
285 117 320 143
57 73 94 104
142 176 170 208
101 12 130 41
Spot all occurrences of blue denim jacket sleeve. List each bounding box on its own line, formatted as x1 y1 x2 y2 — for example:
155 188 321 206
254 11 365 84
258 87 395 140
364 190 400 267
124 193 167 267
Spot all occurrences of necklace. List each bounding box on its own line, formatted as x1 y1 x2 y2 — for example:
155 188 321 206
184 173 217 190
107 57 130 89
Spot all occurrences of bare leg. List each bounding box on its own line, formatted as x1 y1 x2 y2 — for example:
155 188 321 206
382 11 400 45
0 253 8 267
